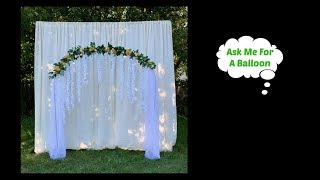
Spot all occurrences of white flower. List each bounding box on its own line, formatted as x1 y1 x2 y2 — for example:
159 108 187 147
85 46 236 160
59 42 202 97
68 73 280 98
47 64 54 72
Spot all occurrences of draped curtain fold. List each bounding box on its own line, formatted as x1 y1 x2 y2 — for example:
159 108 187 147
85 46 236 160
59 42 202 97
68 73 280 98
34 21 177 158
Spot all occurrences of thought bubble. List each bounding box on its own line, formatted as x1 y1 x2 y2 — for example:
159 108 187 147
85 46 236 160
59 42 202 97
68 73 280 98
262 90 268 95
260 69 275 80
216 36 283 95
264 82 270 87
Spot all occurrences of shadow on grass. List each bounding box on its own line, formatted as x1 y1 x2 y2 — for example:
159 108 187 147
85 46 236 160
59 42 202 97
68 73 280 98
21 115 188 173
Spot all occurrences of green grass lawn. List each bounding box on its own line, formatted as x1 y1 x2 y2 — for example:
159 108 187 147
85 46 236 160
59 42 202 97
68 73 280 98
21 115 188 173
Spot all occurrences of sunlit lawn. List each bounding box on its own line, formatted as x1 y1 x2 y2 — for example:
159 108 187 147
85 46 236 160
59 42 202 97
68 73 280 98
21 115 187 173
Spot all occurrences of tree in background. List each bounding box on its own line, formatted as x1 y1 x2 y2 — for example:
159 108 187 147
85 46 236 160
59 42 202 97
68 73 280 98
21 6 188 117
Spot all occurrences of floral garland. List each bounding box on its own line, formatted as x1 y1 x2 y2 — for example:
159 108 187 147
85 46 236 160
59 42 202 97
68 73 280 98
48 42 156 79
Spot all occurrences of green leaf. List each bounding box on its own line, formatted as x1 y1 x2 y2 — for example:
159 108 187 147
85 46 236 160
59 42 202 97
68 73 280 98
48 42 157 79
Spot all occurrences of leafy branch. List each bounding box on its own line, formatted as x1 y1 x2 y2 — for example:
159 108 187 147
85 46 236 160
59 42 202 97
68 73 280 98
48 42 156 79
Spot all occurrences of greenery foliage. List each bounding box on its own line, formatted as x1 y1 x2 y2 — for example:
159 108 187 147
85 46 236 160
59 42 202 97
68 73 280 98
21 6 188 116
49 42 156 79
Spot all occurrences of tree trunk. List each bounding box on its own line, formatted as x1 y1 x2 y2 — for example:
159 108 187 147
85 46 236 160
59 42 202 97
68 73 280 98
174 58 182 71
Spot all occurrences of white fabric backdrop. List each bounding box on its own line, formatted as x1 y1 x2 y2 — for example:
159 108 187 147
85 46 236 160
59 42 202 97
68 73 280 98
34 21 177 154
